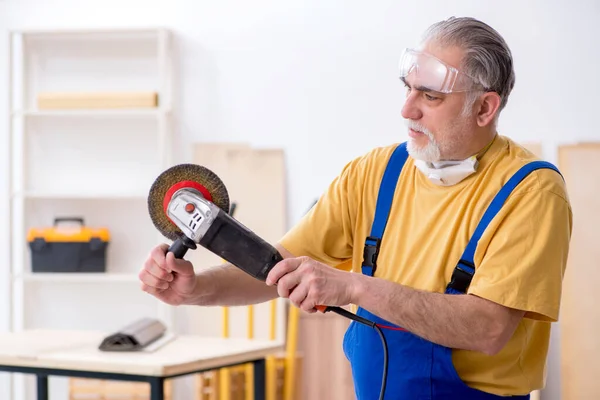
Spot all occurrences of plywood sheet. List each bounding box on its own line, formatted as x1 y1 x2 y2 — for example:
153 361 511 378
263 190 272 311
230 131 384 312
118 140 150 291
558 143 600 400
298 312 354 400
188 143 252 271
174 143 288 342
187 143 287 273
223 148 288 243
37 92 158 109
521 142 543 158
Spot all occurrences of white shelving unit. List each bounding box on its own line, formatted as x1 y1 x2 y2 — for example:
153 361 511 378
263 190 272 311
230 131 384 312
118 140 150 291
8 27 175 400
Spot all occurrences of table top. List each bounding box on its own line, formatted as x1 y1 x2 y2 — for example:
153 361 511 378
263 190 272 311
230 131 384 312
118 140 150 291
0 329 283 377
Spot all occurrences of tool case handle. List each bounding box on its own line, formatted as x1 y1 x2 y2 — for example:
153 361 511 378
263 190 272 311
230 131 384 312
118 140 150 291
53 217 85 226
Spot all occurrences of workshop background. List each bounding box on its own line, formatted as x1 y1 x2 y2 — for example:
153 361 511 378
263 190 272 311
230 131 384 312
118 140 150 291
0 0 598 399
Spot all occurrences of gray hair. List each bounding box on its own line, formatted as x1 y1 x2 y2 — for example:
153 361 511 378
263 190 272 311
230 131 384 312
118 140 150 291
422 17 515 114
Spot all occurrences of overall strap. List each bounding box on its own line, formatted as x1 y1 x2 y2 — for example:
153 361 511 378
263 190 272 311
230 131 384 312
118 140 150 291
362 142 409 276
446 161 563 294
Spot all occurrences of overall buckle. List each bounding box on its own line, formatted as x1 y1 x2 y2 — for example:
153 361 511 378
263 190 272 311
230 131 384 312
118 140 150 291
362 236 382 271
448 259 475 293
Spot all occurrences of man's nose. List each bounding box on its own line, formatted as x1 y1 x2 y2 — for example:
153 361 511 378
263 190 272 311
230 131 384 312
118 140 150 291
401 93 422 120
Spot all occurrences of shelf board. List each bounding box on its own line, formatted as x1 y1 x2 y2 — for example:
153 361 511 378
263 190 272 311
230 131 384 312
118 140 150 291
12 27 166 37
12 109 168 118
13 273 140 283
12 192 148 200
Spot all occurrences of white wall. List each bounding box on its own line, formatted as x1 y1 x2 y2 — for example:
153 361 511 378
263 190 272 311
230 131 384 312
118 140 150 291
1 0 599 399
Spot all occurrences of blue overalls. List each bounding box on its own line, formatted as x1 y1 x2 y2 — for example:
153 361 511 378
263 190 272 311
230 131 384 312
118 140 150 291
342 142 561 399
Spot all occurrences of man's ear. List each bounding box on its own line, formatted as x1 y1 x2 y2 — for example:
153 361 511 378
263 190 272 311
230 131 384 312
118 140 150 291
476 92 501 127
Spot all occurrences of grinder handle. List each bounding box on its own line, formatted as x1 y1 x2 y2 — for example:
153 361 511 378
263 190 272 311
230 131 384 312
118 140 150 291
168 236 197 259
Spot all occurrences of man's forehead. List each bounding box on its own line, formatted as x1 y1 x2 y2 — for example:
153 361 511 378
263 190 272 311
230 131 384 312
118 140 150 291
399 43 476 94
419 41 465 71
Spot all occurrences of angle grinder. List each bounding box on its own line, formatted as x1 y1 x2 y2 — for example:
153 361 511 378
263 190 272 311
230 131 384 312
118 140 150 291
147 163 283 281
146 163 389 400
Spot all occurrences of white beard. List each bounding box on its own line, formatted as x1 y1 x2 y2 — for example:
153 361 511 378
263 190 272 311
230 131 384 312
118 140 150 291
405 119 441 163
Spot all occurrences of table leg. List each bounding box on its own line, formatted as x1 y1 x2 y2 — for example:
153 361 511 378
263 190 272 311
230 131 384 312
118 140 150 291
253 358 266 400
149 377 165 400
37 375 49 400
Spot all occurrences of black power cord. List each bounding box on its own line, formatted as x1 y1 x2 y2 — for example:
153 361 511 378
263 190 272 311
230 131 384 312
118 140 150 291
327 306 389 400
372 325 388 400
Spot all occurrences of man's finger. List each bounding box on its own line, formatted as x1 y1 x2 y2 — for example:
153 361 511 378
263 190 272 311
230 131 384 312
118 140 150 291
288 281 309 307
299 294 318 313
145 261 173 282
276 271 303 298
151 244 171 272
139 269 170 290
140 282 166 296
266 258 303 286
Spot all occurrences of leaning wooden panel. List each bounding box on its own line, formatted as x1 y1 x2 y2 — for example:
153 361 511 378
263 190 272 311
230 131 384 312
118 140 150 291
174 143 252 337
558 143 600 400
298 311 354 400
219 148 288 342
178 144 288 341
520 142 543 158
188 143 252 274
223 148 288 244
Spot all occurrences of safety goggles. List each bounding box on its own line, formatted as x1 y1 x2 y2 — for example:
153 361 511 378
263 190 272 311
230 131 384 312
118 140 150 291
398 48 481 94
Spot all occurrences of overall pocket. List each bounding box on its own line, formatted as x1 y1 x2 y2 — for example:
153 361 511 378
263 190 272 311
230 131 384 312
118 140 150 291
343 320 357 361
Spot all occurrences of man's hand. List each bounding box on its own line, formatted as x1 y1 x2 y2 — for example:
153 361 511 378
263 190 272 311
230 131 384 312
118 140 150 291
139 243 198 306
139 243 287 308
266 256 357 312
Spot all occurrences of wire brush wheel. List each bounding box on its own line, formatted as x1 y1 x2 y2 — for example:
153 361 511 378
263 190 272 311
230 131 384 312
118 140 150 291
147 163 230 241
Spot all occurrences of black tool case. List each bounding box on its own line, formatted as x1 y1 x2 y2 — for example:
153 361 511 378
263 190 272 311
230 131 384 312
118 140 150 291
27 217 110 273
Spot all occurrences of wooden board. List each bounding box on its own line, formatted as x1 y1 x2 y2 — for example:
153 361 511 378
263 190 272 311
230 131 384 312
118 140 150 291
223 147 287 243
558 143 600 400
298 312 354 400
37 92 158 109
188 143 252 272
187 143 287 272
174 143 288 341
521 142 543 158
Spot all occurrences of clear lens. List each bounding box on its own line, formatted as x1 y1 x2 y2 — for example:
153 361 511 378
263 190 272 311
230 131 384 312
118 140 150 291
398 48 463 93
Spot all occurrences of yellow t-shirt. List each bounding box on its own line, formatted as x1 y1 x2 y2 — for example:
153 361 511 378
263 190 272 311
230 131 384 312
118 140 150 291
279 135 572 396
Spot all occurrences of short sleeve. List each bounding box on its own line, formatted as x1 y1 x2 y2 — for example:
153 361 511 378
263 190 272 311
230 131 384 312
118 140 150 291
278 155 367 268
468 176 573 322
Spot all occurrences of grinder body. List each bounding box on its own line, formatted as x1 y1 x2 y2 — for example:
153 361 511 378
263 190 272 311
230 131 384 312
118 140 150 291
166 188 283 281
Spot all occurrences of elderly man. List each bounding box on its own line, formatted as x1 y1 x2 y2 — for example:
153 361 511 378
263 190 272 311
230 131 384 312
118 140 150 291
139 17 572 399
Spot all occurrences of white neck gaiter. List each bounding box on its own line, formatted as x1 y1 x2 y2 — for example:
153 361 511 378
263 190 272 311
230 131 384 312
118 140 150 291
414 156 478 186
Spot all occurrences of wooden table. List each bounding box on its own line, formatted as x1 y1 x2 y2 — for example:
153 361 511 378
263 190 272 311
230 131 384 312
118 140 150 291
0 329 283 400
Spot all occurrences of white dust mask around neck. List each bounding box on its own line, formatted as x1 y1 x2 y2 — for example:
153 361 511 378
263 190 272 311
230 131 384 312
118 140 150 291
414 156 478 186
